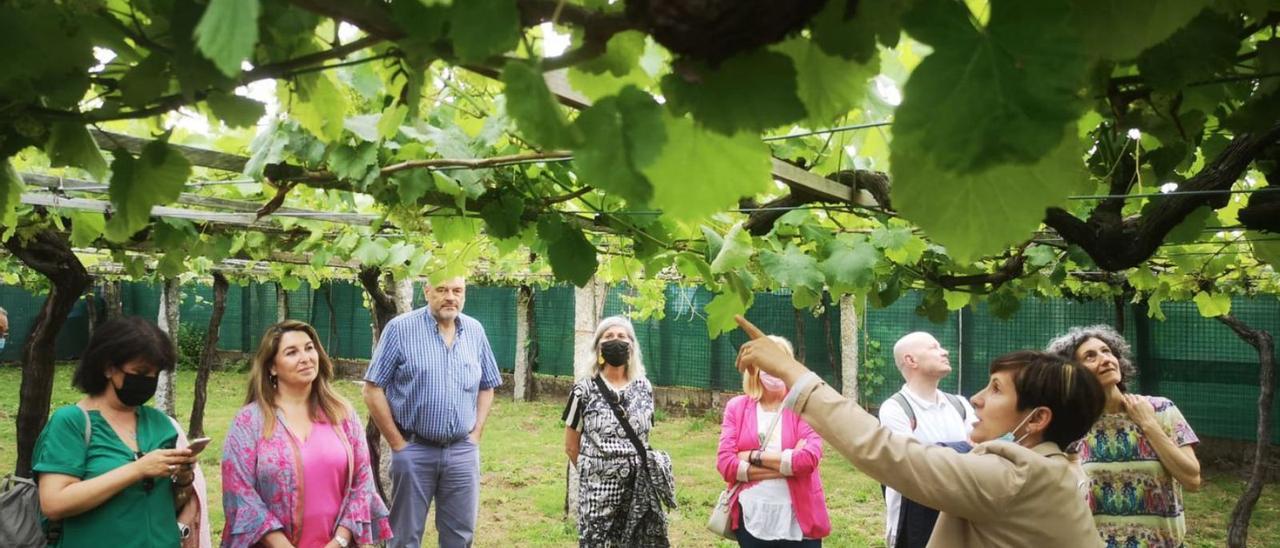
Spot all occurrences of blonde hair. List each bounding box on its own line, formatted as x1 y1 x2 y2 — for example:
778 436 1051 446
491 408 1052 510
741 335 795 399
573 315 647 382
246 320 350 438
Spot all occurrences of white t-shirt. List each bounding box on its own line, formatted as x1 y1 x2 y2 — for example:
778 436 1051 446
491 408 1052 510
877 386 977 544
738 406 804 541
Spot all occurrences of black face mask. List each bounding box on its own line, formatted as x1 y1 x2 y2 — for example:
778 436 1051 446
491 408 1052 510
112 371 158 407
600 340 630 367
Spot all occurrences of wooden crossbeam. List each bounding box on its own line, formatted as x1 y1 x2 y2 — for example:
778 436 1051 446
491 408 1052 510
21 173 380 226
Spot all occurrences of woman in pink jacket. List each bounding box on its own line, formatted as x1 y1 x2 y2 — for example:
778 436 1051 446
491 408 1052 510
717 335 831 547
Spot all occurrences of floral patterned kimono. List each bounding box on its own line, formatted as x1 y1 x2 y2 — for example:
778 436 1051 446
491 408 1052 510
220 403 392 548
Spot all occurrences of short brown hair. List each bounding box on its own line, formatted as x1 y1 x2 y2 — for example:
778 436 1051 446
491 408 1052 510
989 350 1105 448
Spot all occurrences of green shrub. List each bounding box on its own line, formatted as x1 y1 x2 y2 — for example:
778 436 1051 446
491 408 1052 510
176 324 206 370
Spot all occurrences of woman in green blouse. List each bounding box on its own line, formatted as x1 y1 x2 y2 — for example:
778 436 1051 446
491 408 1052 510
33 317 199 547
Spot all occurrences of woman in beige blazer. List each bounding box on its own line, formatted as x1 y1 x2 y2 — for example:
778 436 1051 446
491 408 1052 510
735 316 1106 548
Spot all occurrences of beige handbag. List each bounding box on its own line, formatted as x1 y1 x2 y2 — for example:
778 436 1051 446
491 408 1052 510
707 406 783 539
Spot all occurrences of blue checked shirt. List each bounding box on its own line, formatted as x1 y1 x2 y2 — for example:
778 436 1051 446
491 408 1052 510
364 307 503 443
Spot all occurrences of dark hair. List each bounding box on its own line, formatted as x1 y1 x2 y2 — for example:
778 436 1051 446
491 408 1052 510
72 316 176 395
1045 325 1136 393
990 350 1105 448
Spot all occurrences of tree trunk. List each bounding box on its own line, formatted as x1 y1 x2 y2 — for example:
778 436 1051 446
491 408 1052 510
189 272 228 439
154 277 180 417
359 267 397 340
1217 314 1276 548
1113 294 1127 335
5 229 91 477
357 267 398 505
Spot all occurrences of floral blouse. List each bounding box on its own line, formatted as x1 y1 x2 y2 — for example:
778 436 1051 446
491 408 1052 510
220 403 392 548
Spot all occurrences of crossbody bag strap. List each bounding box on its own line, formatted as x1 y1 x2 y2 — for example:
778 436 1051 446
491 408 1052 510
592 375 649 468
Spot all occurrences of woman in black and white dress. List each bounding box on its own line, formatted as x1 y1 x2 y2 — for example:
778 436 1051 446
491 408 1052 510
562 315 669 547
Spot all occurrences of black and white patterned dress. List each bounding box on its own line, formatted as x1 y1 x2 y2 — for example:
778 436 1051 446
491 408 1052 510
563 375 669 547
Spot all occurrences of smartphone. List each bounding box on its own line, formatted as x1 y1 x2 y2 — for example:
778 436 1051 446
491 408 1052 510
185 437 213 455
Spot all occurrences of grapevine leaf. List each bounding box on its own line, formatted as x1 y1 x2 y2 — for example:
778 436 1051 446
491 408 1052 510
1072 0 1212 60
352 239 391 266
450 0 520 63
660 50 806 134
502 61 580 149
479 192 527 239
538 216 598 287
710 222 753 274
705 291 750 339
290 72 348 143
1251 232 1280 270
820 235 880 291
378 104 410 139
118 54 170 109
328 142 379 185
45 122 108 180
987 287 1022 319
194 0 261 76
206 91 266 128
674 252 716 286
344 114 383 142
69 211 105 248
1024 245 1059 268
1 161 24 230
895 0 1089 173
640 112 772 222
104 140 192 242
1137 11 1240 90
870 226 927 264
943 290 972 310
571 89 664 204
773 37 879 126
891 131 1086 262
431 216 480 243
1193 290 1232 317
809 0 902 62
393 170 433 205
761 244 825 294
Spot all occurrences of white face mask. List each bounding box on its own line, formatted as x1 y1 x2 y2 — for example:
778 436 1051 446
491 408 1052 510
999 408 1042 444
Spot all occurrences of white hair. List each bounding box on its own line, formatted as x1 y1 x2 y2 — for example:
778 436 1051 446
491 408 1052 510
573 315 647 382
0 307 7 317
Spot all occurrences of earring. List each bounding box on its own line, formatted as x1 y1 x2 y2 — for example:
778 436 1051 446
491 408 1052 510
597 354 605 366
270 374 278 388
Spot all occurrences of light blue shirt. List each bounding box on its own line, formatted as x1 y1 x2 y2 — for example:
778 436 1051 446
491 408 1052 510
364 307 502 443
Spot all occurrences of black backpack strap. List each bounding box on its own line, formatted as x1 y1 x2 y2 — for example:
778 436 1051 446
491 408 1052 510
592 375 648 467
943 393 967 421
891 392 917 431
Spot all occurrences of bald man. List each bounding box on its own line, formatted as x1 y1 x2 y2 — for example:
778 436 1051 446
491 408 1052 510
878 332 976 548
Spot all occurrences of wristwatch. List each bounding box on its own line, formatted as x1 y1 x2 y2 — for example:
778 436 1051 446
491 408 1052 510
332 535 351 548
177 522 192 540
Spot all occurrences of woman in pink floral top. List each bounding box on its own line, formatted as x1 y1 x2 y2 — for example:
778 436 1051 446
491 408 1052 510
221 321 392 548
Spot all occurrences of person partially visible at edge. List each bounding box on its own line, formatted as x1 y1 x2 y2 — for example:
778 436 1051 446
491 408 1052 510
878 332 976 548
562 315 671 547
220 320 392 548
33 316 207 548
0 305 10 355
1048 325 1202 548
733 315 1107 547
362 276 503 548
716 334 831 547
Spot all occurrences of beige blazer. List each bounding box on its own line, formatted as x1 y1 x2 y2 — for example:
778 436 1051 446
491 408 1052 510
792 380 1102 547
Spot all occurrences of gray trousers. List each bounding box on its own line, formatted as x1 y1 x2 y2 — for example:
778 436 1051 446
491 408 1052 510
387 439 481 548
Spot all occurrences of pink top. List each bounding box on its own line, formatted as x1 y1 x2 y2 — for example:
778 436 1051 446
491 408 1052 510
716 395 832 539
297 422 347 548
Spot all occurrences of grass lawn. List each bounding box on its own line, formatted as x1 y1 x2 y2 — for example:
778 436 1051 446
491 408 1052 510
2 365 1278 546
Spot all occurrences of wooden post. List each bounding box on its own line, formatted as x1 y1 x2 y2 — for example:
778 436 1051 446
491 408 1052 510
155 277 180 417
276 282 288 322
839 295 860 402
515 285 534 401
566 277 604 520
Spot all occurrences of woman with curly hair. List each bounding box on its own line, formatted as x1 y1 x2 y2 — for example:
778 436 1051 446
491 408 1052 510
1047 325 1201 548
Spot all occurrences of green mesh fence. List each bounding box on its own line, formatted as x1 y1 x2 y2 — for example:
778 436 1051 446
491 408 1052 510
0 285 87 361
1138 297 1280 443
2 279 1277 443
533 285 576 377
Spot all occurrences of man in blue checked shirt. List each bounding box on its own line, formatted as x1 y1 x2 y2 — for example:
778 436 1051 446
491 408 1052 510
363 276 503 548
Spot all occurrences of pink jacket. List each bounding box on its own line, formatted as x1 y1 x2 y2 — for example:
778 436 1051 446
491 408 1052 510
716 394 831 539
